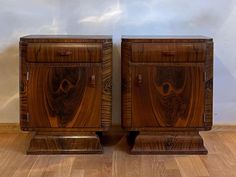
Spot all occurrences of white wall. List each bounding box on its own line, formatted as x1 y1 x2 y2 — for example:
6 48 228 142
0 0 236 124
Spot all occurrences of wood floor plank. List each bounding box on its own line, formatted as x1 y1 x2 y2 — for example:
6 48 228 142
164 157 179 170
112 137 129 177
125 154 141 177
69 169 84 177
11 155 38 177
175 156 199 177
140 155 156 177
0 130 236 177
27 156 49 177
0 134 30 177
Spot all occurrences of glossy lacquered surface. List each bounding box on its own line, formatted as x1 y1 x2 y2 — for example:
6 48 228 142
122 36 213 154
26 43 103 63
20 35 112 154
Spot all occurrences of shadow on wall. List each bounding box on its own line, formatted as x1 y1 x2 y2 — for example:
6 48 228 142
214 56 236 123
0 44 19 123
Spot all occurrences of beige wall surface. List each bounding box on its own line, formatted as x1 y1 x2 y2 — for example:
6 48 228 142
0 0 236 124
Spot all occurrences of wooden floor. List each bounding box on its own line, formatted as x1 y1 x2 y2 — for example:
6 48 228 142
1 128 236 177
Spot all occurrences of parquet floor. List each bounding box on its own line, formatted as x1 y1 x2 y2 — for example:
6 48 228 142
0 128 236 177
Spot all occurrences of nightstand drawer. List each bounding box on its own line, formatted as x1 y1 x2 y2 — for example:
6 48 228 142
26 43 102 63
131 43 206 63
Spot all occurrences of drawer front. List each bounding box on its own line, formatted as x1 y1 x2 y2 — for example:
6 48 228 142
27 43 102 63
131 43 206 62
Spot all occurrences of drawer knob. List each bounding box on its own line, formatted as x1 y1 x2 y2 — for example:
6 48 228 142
57 50 72 56
89 75 96 87
137 74 142 86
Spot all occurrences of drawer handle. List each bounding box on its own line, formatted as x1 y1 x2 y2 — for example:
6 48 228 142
137 74 142 86
161 51 176 56
89 75 96 87
57 50 72 56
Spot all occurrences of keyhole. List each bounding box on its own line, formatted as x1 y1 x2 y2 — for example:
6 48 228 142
62 80 69 90
163 83 170 94
60 79 72 93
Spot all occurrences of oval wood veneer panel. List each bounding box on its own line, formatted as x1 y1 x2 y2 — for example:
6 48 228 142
131 65 205 128
27 65 102 128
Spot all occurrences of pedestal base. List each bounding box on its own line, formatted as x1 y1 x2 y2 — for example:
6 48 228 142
129 131 207 155
27 132 103 154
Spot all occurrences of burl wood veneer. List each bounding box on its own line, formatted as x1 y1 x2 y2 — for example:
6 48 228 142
122 36 213 154
20 35 112 154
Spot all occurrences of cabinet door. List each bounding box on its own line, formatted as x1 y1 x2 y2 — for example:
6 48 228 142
27 65 101 128
131 65 205 128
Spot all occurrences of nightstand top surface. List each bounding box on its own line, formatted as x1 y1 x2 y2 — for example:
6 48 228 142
20 35 112 43
122 35 213 42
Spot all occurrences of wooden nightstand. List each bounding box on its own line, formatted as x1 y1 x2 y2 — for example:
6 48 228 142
20 35 112 154
121 36 213 154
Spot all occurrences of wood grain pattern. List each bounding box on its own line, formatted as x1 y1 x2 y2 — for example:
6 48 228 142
1 129 236 177
130 131 207 154
131 65 205 128
27 43 102 63
20 36 112 131
121 36 213 154
27 132 103 154
27 65 101 128
20 35 112 154
121 41 132 128
101 42 113 128
19 41 29 128
204 41 214 129
131 43 206 62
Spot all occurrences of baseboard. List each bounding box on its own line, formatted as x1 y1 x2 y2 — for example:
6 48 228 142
0 123 21 133
0 123 125 134
210 124 236 132
0 123 236 133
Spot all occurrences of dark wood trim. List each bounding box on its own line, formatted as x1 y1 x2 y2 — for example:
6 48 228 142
27 132 103 154
129 131 207 155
